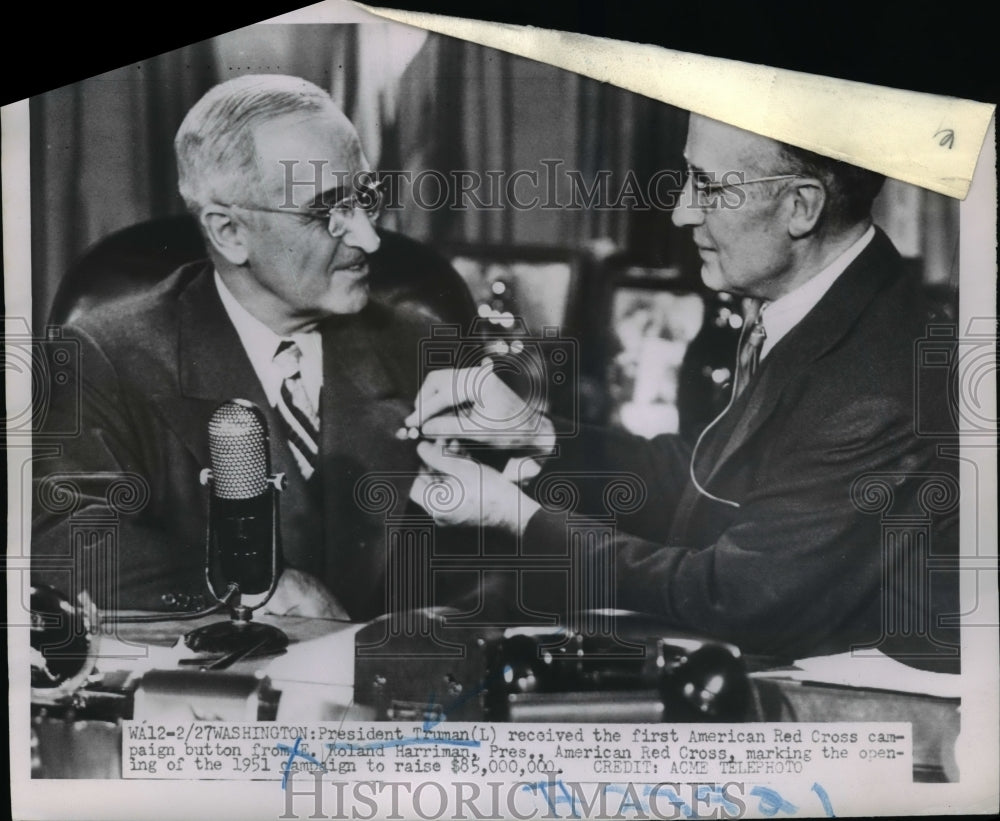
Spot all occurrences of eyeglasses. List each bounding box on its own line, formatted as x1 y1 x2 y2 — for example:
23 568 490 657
221 177 386 239
685 167 803 208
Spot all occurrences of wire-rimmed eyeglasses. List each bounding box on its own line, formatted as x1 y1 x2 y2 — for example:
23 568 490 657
685 167 803 208
220 177 386 239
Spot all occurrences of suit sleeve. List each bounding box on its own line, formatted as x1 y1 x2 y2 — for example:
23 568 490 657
531 422 693 542
31 326 205 611
523 396 935 658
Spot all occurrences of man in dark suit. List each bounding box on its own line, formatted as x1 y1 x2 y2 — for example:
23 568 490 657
408 115 959 670
32 75 447 619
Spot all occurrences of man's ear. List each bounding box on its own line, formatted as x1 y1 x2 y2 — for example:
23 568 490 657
200 206 249 265
786 179 826 238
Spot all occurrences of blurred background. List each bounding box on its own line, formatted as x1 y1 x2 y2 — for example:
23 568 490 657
30 22 960 441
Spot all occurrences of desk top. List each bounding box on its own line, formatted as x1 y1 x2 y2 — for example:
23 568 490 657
103 613 370 719
34 613 963 782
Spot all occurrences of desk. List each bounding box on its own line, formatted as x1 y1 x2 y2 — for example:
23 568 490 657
107 612 373 719
107 611 356 660
752 679 960 782
31 614 960 782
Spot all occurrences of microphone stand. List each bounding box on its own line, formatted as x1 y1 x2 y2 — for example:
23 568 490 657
184 470 289 660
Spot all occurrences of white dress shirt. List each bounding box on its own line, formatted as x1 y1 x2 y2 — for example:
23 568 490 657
760 225 875 360
214 272 323 410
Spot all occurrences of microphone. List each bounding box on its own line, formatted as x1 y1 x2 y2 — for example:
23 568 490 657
184 400 289 659
205 400 278 597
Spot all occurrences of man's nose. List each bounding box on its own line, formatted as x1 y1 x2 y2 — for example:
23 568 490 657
671 176 706 228
342 211 381 255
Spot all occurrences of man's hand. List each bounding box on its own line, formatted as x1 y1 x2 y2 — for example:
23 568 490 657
409 439 541 535
404 358 556 454
262 568 350 620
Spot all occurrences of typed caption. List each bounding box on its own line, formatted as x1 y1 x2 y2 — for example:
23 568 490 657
122 721 910 781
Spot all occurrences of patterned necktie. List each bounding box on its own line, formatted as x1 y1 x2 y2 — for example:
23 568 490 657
734 299 767 400
273 340 320 480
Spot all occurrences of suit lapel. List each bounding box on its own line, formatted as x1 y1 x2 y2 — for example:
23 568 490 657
318 307 415 612
317 308 399 465
700 229 904 489
151 264 270 466
320 311 397 402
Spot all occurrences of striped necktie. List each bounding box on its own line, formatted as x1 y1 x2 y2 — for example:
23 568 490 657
273 340 320 480
734 299 767 400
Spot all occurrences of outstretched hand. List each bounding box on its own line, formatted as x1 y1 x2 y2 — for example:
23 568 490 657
404 358 556 453
409 439 541 535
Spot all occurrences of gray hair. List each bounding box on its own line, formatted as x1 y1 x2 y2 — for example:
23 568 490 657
771 144 886 230
175 74 336 212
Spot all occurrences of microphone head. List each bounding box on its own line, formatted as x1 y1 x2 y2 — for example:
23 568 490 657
208 400 269 499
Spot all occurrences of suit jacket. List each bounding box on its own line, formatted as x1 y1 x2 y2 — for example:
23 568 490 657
522 229 960 669
32 261 443 620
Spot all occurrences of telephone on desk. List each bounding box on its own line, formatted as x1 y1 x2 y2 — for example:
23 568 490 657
352 608 753 724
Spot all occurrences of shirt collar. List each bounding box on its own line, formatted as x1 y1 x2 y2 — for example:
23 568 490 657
760 225 875 359
214 271 323 407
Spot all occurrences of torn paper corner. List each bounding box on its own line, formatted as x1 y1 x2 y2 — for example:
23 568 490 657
356 2 995 199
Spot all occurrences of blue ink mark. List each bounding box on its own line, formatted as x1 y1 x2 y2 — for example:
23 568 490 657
616 784 645 815
750 786 798 817
522 779 579 819
811 783 835 817
327 736 480 753
643 784 695 819
422 688 438 731
696 784 742 817
604 783 695 819
276 737 325 790
423 665 510 731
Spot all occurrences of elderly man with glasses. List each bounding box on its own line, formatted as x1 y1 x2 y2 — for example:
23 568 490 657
32 75 454 620
409 115 960 671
